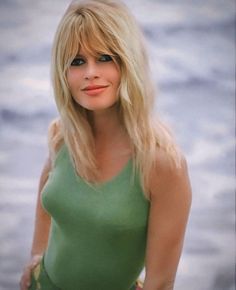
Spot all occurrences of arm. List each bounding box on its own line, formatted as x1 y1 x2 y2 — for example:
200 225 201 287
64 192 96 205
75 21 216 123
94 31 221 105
30 155 52 257
30 117 61 256
20 118 61 290
30 117 62 256
19 156 52 290
143 151 192 290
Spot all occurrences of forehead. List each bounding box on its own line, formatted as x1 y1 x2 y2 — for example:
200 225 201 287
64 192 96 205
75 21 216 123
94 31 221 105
76 47 93 56
77 41 110 56
63 10 117 57
76 46 110 56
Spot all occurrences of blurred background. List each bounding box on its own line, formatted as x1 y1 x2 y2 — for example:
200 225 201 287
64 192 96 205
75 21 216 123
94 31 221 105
0 0 235 289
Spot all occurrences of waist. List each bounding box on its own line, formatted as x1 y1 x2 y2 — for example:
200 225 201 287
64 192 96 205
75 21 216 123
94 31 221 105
33 255 141 290
44 222 146 290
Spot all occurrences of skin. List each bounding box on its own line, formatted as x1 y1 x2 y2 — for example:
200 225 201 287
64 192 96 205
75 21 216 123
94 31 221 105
143 151 191 290
67 48 121 112
20 49 191 290
19 156 52 290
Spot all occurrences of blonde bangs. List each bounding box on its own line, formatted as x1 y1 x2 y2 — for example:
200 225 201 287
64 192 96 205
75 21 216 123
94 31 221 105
61 9 119 72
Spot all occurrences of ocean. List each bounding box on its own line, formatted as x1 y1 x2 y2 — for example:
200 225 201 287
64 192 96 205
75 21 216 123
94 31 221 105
0 0 235 289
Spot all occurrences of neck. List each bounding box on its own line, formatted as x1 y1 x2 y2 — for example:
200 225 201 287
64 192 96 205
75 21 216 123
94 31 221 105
87 106 132 161
88 106 125 139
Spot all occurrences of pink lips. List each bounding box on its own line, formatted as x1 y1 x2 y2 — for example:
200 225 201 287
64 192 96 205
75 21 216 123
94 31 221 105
82 85 108 96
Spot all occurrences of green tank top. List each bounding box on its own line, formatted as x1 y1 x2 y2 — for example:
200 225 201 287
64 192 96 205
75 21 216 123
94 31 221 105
41 144 150 290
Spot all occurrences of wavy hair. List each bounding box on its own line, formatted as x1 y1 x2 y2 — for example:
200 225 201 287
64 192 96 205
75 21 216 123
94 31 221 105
50 0 181 198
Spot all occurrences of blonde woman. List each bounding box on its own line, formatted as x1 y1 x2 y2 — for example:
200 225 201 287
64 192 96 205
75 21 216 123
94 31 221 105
20 0 192 289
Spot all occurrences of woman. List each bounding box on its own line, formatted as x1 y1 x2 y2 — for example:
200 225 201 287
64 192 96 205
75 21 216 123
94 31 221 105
20 0 192 289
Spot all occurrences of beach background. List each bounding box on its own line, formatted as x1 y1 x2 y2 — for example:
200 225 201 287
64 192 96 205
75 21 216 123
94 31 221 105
0 0 235 289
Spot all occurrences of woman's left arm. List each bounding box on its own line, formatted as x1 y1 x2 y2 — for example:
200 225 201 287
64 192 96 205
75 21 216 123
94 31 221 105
143 152 192 290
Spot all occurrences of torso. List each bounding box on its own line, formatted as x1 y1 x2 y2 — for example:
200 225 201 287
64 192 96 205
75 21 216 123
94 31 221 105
41 143 150 290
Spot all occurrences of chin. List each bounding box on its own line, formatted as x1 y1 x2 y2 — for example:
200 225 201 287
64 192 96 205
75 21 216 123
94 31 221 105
81 100 118 112
86 106 114 112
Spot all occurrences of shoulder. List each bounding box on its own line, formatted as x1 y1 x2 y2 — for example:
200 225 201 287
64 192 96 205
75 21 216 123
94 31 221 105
148 146 191 201
48 118 61 136
47 118 64 161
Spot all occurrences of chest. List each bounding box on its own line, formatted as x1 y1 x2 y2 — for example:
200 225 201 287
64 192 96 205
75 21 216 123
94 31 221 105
41 147 150 233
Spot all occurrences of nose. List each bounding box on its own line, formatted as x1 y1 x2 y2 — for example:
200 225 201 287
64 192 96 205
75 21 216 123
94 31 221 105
84 61 100 80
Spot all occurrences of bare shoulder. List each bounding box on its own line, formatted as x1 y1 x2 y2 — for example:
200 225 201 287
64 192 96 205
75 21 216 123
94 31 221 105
47 118 64 161
150 146 188 178
148 146 191 201
48 117 61 137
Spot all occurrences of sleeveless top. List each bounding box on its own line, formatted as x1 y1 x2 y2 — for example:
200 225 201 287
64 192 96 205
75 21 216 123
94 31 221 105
41 144 150 290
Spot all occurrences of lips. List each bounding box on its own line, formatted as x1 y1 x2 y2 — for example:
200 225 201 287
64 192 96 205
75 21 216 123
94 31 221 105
82 84 109 96
82 85 108 91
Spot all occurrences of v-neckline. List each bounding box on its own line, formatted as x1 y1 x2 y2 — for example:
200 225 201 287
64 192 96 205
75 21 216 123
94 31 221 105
74 157 132 189
59 144 133 189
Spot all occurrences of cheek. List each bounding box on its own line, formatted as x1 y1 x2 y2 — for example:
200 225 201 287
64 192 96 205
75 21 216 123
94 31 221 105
66 69 82 91
66 70 72 86
110 68 121 88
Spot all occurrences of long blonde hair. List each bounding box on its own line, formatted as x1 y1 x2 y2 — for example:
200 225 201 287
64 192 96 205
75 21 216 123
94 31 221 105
50 0 181 198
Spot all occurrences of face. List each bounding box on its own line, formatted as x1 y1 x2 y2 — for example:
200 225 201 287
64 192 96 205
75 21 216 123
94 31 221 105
66 48 121 112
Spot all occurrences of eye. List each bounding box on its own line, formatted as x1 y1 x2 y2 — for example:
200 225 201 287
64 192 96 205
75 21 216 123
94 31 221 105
99 54 113 62
71 57 85 66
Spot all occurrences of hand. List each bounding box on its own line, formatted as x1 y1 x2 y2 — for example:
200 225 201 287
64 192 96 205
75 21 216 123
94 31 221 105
136 280 143 290
19 255 42 290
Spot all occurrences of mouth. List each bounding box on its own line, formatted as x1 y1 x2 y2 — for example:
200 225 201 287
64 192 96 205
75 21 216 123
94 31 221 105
82 85 109 96
82 85 109 91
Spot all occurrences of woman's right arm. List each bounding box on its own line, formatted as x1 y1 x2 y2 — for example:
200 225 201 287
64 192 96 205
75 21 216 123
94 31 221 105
19 155 52 290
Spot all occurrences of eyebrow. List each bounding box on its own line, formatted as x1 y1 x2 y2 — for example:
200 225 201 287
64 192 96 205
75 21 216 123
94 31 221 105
74 52 113 59
75 53 95 59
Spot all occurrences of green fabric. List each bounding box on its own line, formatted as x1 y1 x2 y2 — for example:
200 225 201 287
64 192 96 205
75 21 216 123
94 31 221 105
41 144 149 290
29 256 60 290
